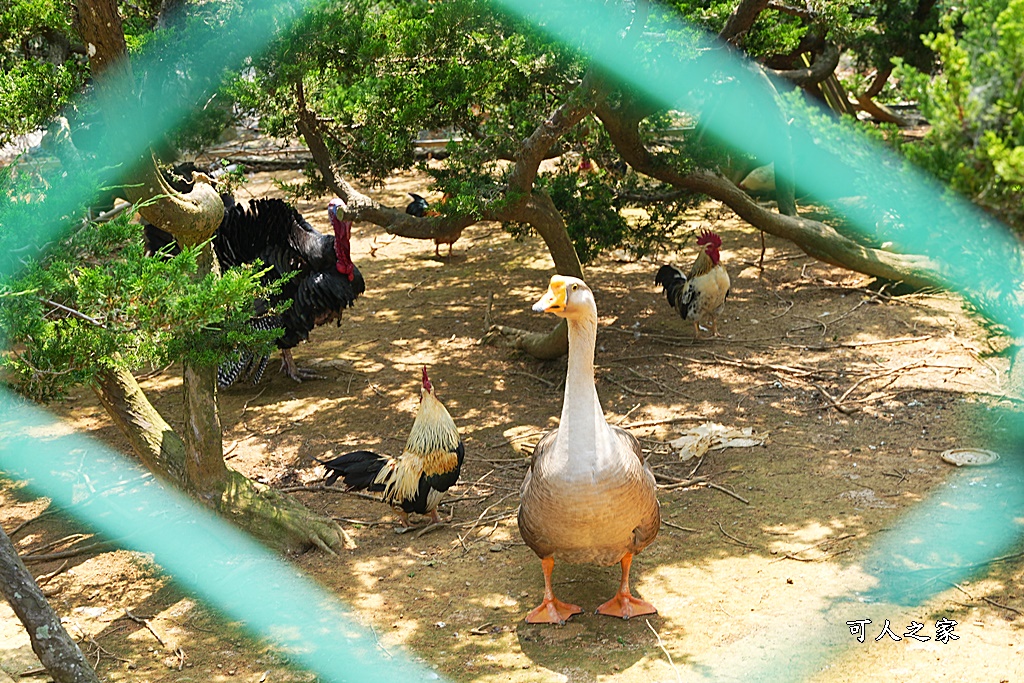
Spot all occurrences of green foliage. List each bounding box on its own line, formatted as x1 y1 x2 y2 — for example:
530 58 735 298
896 0 1024 230
234 0 583 183
0 0 87 144
846 0 943 80
539 163 633 264
0 204 279 402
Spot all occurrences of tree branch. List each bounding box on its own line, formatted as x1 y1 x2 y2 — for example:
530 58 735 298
720 0 771 45
0 526 100 683
596 99 945 289
767 42 841 87
507 67 607 198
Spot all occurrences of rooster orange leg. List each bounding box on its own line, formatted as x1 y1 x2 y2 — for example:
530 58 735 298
596 553 656 619
525 557 583 624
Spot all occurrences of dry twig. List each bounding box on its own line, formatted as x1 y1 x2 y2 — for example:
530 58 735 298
705 482 750 505
770 533 855 562
646 619 683 683
5 508 55 539
982 596 1024 616
716 521 757 549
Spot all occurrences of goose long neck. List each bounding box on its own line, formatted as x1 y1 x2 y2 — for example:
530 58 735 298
560 309 603 430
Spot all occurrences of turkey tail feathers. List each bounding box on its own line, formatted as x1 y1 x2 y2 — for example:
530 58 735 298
319 450 388 490
217 350 271 389
143 224 180 258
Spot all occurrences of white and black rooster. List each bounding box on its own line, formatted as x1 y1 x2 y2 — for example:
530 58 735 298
654 229 730 338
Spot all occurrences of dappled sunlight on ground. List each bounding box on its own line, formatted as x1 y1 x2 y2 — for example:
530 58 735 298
4 170 1023 682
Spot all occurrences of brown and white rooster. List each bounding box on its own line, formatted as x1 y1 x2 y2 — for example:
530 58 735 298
655 229 730 337
319 367 464 529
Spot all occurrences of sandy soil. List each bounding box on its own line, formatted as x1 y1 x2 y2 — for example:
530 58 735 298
2 170 1022 683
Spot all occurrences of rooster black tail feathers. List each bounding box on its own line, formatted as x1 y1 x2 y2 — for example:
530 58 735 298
318 450 388 490
655 264 687 303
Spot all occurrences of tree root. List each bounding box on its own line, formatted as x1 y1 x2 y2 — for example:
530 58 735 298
217 472 356 554
94 366 354 555
481 320 568 360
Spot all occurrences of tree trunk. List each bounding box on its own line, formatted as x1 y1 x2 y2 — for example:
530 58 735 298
92 366 188 487
853 67 908 127
720 0 770 46
179 244 229 501
0 526 101 683
477 72 609 359
74 0 350 554
748 66 797 216
479 192 579 359
91 366 354 554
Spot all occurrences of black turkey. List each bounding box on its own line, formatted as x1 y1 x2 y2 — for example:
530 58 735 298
145 197 364 387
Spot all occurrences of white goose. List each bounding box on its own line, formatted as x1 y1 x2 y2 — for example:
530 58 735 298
518 275 661 624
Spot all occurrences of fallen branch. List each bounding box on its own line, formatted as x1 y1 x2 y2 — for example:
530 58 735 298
604 375 664 397
21 541 116 564
771 533 855 563
5 509 56 539
716 521 757 549
705 482 751 505
619 415 706 430
810 382 854 415
35 560 70 586
21 533 92 558
982 596 1024 616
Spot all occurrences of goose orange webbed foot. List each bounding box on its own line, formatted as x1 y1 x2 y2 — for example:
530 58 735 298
596 553 657 619
596 592 657 620
525 598 583 625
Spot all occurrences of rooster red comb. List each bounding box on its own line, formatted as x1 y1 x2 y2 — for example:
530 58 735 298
422 366 433 393
696 229 722 249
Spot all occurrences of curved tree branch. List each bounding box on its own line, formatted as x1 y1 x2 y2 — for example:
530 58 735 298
596 98 945 290
852 68 909 125
680 171 942 288
766 42 841 88
0 527 100 683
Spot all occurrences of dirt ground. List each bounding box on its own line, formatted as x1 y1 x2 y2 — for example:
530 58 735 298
2 170 1023 682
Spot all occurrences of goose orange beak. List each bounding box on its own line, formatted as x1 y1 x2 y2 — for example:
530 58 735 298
533 276 568 313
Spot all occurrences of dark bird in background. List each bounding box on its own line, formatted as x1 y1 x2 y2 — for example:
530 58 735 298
319 367 464 530
655 229 730 338
405 192 429 218
144 196 364 386
406 192 461 258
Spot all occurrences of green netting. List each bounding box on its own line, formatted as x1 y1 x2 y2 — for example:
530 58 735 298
1 0 1023 681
